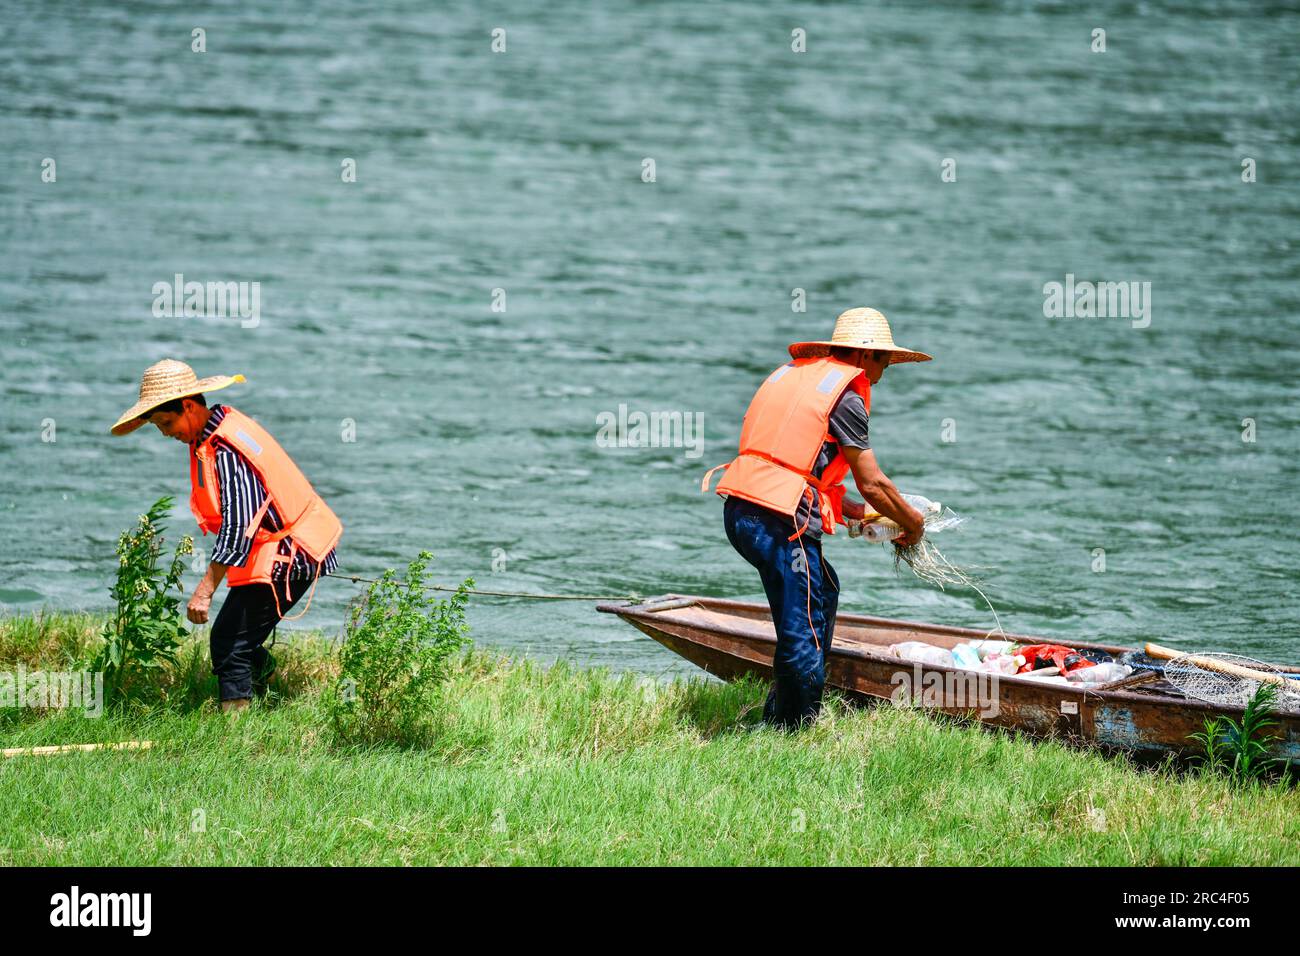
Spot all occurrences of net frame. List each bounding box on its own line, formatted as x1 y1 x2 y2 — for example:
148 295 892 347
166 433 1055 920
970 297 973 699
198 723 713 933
1163 652 1300 712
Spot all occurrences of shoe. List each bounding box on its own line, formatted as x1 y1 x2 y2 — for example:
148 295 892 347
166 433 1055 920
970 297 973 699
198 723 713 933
253 651 278 698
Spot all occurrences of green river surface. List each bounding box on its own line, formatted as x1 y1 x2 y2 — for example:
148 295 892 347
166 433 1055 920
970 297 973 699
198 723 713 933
2 2 1298 673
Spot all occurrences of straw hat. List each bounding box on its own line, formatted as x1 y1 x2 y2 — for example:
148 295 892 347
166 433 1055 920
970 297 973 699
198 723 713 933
110 359 244 436
788 307 932 364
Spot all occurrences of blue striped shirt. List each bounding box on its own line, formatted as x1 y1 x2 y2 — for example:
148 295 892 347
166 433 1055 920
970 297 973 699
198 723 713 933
193 405 338 580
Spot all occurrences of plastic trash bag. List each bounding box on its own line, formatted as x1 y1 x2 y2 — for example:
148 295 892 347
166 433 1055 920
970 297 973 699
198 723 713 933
1064 662 1132 685
948 641 1025 673
980 652 1023 676
971 640 1017 657
889 642 955 667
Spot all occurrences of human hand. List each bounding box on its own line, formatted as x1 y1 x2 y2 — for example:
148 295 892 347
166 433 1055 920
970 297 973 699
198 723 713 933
187 587 211 624
892 507 926 549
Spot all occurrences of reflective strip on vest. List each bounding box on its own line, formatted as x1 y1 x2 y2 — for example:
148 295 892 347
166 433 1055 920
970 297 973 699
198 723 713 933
233 429 263 456
816 369 845 394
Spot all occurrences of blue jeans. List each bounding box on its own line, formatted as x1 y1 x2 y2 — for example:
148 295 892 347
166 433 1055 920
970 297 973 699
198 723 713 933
724 497 840 729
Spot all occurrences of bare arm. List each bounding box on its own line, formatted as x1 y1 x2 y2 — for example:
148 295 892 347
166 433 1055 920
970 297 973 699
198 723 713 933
841 446 924 547
187 561 228 624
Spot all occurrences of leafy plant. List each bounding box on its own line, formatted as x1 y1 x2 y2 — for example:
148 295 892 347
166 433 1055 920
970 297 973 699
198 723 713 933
1227 683 1281 781
324 551 472 746
90 496 193 703
1190 683 1282 782
1189 716 1228 775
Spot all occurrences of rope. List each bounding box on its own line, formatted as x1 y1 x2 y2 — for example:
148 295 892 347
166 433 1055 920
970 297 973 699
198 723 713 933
342 574 638 603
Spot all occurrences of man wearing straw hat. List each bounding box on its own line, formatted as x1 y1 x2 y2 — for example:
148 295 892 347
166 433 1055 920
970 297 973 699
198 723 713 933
111 360 342 712
703 308 930 730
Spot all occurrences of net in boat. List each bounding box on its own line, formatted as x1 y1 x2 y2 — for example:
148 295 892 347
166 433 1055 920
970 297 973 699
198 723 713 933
1162 652 1300 712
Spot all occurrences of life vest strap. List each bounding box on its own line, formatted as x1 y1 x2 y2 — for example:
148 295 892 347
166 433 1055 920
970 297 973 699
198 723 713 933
244 496 273 540
279 565 322 622
244 495 307 548
725 450 838 494
700 462 732 494
708 450 843 534
786 485 814 542
264 539 323 623
790 523 820 652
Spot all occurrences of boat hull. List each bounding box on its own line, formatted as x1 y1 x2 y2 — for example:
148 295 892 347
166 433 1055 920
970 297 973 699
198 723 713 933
598 595 1300 763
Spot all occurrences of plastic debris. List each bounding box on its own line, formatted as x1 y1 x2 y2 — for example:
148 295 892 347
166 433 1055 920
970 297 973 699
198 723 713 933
1064 662 1132 684
1018 644 1096 676
889 641 955 668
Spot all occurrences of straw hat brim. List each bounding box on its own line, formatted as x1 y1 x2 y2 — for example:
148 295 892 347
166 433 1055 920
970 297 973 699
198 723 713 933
110 374 244 436
788 341 933 364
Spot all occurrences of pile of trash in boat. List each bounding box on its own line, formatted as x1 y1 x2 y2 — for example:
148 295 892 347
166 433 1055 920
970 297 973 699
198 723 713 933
887 639 1132 686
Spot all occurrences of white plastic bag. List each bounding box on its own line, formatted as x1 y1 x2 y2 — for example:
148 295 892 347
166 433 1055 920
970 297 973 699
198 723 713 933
1065 662 1132 685
889 642 955 668
971 640 1016 657
980 653 1022 676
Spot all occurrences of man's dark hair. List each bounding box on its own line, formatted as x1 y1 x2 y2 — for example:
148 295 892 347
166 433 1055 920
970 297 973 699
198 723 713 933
139 393 206 420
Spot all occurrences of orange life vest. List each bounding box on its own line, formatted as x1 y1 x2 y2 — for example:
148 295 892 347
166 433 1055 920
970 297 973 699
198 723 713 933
704 357 870 535
189 406 343 591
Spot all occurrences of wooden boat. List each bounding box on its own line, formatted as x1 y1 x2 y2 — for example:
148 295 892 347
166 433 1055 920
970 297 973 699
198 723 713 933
597 594 1300 763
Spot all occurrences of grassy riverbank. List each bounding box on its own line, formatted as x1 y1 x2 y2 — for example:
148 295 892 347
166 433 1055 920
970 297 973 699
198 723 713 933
1 612 1297 866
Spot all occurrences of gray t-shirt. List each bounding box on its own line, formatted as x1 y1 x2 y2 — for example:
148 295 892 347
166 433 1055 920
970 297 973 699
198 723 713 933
790 389 870 539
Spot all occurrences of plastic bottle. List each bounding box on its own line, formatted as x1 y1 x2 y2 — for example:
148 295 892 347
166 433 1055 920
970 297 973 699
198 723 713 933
901 494 941 517
862 522 900 543
1064 662 1132 684
858 494 949 542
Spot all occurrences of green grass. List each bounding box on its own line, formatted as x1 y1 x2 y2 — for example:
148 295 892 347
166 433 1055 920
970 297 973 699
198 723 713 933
1 612 1297 865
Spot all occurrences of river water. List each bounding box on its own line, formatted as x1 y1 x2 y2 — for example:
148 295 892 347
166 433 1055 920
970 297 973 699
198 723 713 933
3 2 1298 673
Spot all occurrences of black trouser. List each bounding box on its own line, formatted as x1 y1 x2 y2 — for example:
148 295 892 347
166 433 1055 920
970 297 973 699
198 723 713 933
209 578 311 701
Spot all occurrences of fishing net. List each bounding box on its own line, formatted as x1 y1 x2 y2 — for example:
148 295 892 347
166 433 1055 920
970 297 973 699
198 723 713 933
882 504 977 589
1162 652 1300 712
892 527 970 589
862 501 1007 638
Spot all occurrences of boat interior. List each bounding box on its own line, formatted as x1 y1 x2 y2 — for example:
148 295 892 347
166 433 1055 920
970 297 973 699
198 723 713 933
616 594 1299 703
